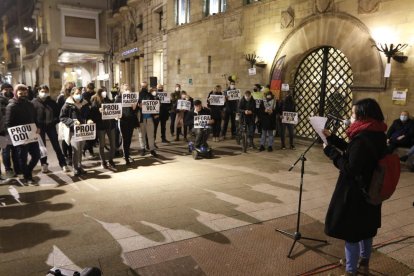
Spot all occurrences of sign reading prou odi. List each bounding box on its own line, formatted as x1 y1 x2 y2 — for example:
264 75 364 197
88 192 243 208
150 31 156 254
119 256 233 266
8 123 38 146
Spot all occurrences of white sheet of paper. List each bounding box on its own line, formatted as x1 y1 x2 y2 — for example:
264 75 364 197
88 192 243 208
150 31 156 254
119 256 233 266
309 116 328 145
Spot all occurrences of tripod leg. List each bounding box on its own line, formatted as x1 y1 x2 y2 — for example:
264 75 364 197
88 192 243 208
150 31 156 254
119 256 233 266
287 239 297 258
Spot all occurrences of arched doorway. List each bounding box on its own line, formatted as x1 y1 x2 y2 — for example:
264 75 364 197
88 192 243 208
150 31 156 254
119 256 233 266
294 46 353 139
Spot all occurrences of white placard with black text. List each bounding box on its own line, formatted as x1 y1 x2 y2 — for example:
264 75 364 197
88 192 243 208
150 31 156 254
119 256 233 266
209 95 225 106
73 124 96 142
102 103 122 120
281 112 299 125
226 89 241 101
177 100 191 111
8 123 38 146
157 92 171 104
194 115 211 129
142 100 160 114
121 92 139 107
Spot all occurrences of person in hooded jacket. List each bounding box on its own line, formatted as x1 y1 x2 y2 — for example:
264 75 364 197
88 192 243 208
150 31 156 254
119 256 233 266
57 82 75 165
322 98 387 276
155 84 170 143
238 90 256 148
5 84 41 184
207 85 224 142
138 82 158 157
60 87 94 177
115 84 139 165
90 88 117 169
0 83 20 179
259 92 276 152
32 84 69 173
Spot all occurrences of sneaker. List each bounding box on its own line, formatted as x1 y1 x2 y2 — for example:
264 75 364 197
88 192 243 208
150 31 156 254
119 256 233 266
25 178 37 185
5 170 15 179
290 145 296 150
267 146 273 152
101 162 108 169
259 145 265 151
162 139 170 143
150 150 158 157
79 167 87 175
41 164 49 173
62 166 70 172
108 160 116 168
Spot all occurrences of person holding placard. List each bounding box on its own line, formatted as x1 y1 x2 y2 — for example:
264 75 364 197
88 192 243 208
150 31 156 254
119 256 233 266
156 84 170 143
259 92 277 152
279 90 296 150
221 81 238 140
5 84 41 184
1 83 20 179
207 85 224 142
138 83 158 157
238 90 256 149
82 82 97 159
175 91 191 141
32 85 69 173
192 100 214 149
252 84 264 136
170 84 182 137
60 87 94 177
115 84 139 165
57 82 75 166
90 88 117 170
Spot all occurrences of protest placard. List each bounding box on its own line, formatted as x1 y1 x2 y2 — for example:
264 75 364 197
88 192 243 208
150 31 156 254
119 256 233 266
102 103 122 120
121 92 139 107
177 99 191 110
142 100 160 114
73 124 96 142
263 101 273 111
209 95 225 106
8 123 38 146
281 111 299 125
157 92 171 103
255 99 262 109
226 89 241 101
194 115 211 128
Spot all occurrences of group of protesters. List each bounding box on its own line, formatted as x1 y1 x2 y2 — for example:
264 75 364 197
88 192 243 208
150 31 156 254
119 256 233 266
0 80 299 182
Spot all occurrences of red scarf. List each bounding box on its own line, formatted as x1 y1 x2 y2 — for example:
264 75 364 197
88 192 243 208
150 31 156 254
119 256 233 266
346 119 387 139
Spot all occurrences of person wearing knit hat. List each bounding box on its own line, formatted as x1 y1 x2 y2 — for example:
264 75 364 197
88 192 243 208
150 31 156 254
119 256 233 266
5 84 41 185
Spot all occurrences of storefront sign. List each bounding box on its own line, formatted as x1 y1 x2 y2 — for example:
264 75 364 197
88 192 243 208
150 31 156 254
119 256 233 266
122 47 139 57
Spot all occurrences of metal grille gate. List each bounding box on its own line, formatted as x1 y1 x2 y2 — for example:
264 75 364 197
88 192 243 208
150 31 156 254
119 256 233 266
294 46 353 139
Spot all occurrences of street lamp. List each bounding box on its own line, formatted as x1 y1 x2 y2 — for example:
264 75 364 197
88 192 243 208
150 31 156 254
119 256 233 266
13 37 24 83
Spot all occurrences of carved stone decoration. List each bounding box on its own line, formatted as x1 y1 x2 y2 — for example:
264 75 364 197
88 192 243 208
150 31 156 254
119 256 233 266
358 0 380 14
223 12 242 39
281 8 294 29
315 0 333 14
129 22 137 43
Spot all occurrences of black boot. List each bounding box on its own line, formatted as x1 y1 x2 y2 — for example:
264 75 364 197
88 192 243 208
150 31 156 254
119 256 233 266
175 127 181 141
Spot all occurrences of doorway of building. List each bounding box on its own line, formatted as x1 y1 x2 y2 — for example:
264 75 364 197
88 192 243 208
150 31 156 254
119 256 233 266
294 46 353 139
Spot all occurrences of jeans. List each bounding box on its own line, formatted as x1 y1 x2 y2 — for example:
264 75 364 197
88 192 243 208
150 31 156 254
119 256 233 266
40 127 67 167
2 144 20 173
280 123 294 147
70 139 85 171
16 142 41 180
140 118 155 151
260 130 274 147
195 128 210 148
345 238 373 273
97 128 115 162
221 112 236 137
153 117 160 140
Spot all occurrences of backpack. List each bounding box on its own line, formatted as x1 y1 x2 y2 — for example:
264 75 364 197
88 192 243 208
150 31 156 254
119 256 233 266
358 135 401 205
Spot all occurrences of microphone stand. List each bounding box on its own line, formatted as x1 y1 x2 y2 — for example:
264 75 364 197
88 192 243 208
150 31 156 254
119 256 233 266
275 137 327 258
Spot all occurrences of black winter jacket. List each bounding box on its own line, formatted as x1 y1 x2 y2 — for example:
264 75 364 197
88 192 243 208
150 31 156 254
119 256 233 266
32 97 60 130
115 94 139 128
207 91 224 120
259 99 276 130
59 97 91 132
323 130 386 242
5 98 37 128
238 97 256 124
386 118 414 145
90 98 116 130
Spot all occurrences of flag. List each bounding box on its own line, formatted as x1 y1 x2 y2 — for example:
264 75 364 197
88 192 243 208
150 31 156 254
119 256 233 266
270 55 286 100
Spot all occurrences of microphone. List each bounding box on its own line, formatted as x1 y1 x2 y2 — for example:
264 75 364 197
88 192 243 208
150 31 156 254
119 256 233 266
327 114 350 127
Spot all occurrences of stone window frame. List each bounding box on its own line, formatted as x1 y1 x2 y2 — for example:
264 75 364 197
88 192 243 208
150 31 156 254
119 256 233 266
204 0 227 16
244 0 261 5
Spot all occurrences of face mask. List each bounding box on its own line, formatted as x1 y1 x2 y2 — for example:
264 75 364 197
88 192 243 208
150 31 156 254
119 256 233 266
18 96 27 101
350 116 356 124
157 89 163 92
175 87 180 92
151 91 157 96
181 95 186 99
39 92 49 99
400 115 408 122
244 96 251 101
73 94 82 102
101 92 107 98
266 95 272 99
230 85 235 89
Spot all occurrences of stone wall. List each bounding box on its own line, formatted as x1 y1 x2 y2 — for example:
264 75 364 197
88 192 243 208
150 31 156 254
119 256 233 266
165 0 414 126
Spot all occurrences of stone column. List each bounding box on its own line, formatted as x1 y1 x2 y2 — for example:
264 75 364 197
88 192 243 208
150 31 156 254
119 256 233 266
120 60 125 85
125 58 130 87
134 56 140 89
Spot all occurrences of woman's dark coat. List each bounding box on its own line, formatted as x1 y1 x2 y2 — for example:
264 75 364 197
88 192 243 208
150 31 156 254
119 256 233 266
323 130 386 242
90 97 116 131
